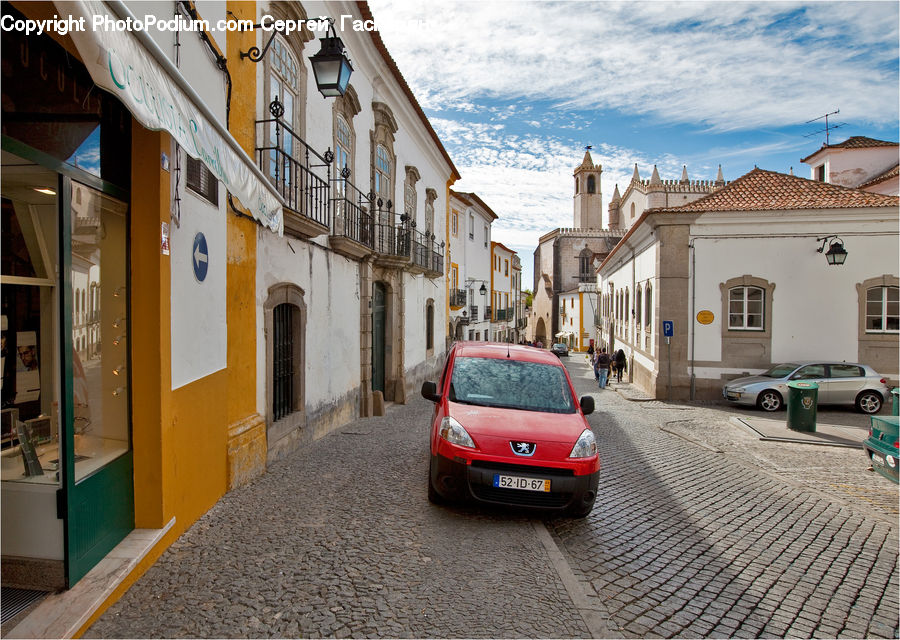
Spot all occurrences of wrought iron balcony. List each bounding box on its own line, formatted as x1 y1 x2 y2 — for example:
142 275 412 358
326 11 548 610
331 176 375 260
484 305 492 321
469 305 479 319
371 199 411 268
450 289 467 307
256 98 330 239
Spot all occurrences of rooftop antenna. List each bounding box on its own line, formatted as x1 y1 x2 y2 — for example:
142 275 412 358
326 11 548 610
804 109 845 145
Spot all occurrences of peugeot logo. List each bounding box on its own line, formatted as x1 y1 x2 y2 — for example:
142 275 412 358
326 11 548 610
511 441 536 456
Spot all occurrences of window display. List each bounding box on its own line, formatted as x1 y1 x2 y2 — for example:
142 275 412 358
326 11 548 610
1 157 130 484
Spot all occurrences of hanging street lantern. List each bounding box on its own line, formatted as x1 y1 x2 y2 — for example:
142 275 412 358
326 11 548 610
310 21 354 98
817 235 848 266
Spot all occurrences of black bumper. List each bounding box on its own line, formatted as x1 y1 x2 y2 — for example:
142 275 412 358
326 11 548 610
430 453 599 512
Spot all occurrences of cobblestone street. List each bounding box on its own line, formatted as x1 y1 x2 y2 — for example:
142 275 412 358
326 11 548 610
86 356 899 639
554 356 899 639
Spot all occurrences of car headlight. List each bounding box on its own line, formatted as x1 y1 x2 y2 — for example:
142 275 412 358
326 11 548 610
733 387 746 393
569 429 597 458
440 416 475 448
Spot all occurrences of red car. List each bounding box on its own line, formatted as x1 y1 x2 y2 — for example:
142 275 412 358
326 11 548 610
421 342 600 517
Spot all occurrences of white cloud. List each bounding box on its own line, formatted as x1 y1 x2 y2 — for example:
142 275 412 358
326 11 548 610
368 1 899 130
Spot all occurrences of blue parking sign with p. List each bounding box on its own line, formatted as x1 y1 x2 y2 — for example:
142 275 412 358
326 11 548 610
663 321 674 337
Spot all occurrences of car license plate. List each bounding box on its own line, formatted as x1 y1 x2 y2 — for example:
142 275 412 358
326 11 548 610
494 474 550 492
871 452 886 468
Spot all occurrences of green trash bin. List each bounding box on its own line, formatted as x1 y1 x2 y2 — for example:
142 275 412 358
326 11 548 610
892 388 899 417
786 381 818 432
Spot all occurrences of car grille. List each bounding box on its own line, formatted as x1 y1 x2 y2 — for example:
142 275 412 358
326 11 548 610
469 461 575 508
471 460 575 477
471 484 572 507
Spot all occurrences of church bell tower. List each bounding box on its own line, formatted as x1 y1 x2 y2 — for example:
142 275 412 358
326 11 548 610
573 150 603 229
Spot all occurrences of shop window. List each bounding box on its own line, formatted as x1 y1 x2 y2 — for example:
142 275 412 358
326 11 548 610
2 176 130 485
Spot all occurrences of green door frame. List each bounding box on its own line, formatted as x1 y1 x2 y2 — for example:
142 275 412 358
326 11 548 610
58 175 135 587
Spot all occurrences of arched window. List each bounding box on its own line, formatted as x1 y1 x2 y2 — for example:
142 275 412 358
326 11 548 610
336 115 352 176
425 188 437 236
372 102 398 227
587 175 596 194
865 285 899 332
630 202 636 219
404 166 419 222
578 248 593 282
375 146 392 218
635 286 642 326
426 300 435 352
645 283 652 328
265 284 307 444
625 289 630 324
266 36 302 184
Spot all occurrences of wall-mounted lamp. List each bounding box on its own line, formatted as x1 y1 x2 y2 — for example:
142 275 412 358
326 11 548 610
309 19 354 97
239 17 353 98
465 278 488 296
816 236 848 266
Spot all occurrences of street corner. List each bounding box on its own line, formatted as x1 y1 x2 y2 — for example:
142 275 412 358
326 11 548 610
730 415 867 448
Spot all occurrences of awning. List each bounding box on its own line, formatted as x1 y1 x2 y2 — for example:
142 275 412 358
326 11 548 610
555 331 574 338
60 0 284 235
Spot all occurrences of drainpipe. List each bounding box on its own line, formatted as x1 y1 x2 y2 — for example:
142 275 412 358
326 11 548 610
689 239 696 400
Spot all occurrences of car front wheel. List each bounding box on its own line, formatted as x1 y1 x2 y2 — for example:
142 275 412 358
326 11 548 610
856 391 883 414
757 389 783 412
427 458 445 504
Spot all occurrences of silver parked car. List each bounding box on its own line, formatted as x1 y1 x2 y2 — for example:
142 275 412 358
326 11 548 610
722 362 891 414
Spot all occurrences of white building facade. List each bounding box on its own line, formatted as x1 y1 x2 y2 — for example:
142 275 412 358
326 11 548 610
801 136 899 195
253 0 459 458
448 191 496 342
598 168 899 401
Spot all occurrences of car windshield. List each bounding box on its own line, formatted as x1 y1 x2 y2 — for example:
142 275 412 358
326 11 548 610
449 356 576 414
553 344 566 349
762 363 800 378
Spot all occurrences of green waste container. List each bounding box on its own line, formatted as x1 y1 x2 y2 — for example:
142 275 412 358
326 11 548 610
786 381 818 432
892 388 899 417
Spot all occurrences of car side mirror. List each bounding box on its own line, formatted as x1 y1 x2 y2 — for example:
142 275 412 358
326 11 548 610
580 395 595 415
421 381 441 403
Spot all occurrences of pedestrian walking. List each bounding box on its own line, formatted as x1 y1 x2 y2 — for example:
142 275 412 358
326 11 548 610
595 348 611 389
614 348 626 383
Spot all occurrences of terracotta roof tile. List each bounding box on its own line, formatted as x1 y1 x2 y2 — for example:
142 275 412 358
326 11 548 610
827 136 898 149
653 168 899 213
800 136 898 162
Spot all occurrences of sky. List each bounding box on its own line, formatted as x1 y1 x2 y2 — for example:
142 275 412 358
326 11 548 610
365 0 900 289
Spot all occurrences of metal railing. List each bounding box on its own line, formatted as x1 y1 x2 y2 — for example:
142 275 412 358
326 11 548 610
450 289 467 307
332 176 374 248
469 305 479 319
484 306 492 321
256 98 330 227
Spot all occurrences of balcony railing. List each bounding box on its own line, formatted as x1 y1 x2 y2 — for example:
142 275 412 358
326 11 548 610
450 289 467 307
484 306 492 321
469 305 479 319
332 176 374 249
411 227 430 271
256 99 330 232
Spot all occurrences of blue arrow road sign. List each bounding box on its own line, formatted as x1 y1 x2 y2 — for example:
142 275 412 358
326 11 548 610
192 232 209 282
663 320 674 337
